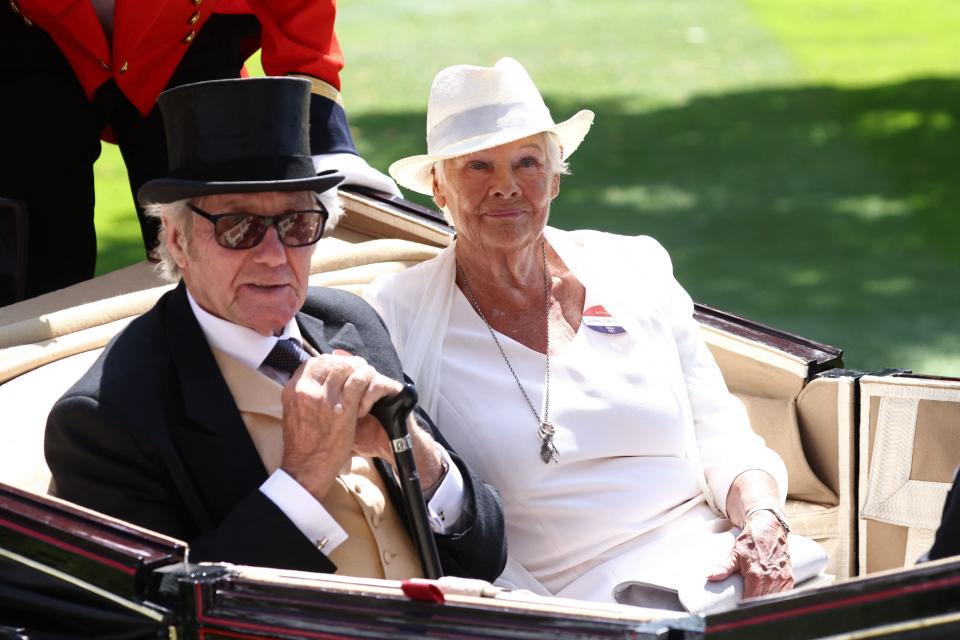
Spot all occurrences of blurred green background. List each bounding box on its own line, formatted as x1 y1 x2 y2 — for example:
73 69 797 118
94 0 960 375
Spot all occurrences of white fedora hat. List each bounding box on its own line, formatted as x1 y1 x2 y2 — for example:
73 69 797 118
389 57 595 195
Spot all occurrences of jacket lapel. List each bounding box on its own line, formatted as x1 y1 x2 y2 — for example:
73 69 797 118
163 283 268 525
297 311 368 357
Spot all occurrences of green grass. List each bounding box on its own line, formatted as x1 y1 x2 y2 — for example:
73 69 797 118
93 0 960 376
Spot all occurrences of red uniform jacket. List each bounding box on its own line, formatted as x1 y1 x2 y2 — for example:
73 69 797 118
12 0 344 116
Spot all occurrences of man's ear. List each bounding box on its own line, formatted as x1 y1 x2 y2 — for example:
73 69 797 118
164 216 190 270
551 171 561 199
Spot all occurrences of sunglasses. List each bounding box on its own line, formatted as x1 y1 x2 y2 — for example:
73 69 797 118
186 200 329 250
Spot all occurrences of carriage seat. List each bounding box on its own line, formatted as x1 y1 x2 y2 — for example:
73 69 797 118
0 200 855 577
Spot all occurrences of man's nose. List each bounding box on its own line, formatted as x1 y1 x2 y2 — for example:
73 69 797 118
250 225 287 265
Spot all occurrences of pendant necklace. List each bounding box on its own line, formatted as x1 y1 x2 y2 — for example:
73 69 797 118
457 239 559 464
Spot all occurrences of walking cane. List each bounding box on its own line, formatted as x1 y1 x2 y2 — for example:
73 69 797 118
370 384 443 579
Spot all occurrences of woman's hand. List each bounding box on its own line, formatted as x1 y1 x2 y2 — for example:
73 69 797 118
708 469 794 598
707 509 794 597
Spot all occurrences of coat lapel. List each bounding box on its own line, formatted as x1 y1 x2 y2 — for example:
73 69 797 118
297 311 368 357
163 283 268 525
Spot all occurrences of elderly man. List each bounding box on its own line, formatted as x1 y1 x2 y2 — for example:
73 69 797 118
44 77 506 581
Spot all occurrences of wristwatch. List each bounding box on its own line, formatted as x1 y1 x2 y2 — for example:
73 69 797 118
742 506 791 533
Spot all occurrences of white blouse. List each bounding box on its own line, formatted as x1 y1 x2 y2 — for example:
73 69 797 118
365 228 788 601
442 287 730 595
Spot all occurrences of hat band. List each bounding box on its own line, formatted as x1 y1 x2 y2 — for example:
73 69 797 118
168 155 316 183
427 101 554 155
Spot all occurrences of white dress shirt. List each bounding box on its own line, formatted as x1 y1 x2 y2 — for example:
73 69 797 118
186 292 464 554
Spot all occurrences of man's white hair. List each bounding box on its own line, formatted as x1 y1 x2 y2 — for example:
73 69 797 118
431 131 569 225
143 189 344 282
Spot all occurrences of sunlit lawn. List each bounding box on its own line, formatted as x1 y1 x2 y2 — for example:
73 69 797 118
94 0 960 375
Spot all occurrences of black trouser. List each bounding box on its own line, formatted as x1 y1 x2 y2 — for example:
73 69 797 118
0 8 259 300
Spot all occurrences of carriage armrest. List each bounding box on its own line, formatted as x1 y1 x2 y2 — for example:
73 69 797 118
696 306 855 577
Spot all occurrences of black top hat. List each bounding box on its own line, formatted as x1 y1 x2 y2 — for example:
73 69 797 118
137 77 343 205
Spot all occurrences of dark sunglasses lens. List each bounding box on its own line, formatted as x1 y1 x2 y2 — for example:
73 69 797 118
277 211 325 247
214 214 269 249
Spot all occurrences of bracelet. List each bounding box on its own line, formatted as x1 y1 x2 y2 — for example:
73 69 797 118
742 506 791 533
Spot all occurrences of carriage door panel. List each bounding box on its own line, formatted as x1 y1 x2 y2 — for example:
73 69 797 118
858 374 960 574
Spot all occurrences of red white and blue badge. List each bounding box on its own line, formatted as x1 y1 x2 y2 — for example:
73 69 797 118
582 305 626 334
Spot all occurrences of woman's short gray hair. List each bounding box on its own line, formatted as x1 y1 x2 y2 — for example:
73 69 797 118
431 131 569 225
143 188 344 282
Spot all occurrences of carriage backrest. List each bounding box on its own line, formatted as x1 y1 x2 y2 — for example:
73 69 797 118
0 192 859 576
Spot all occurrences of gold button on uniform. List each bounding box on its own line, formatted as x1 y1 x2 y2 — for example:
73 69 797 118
182 30 196 44
382 550 394 565
192 0 202 5
188 11 200 25
119 61 128 74
9 1 20 15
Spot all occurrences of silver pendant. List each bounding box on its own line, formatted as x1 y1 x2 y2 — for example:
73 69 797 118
538 421 559 464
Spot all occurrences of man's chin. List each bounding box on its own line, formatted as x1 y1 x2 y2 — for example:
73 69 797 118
235 288 302 333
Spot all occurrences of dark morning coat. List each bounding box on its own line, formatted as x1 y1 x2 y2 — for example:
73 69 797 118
44 282 507 580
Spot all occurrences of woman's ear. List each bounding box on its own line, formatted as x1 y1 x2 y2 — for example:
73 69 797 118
431 168 447 209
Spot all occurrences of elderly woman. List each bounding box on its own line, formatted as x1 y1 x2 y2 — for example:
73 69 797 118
365 58 795 608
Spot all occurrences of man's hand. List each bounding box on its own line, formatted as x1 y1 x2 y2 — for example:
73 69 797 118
707 510 794 597
342 352 447 495
279 351 400 501
353 412 445 492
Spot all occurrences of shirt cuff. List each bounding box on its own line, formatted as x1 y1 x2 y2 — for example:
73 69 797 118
260 469 349 554
426 444 465 533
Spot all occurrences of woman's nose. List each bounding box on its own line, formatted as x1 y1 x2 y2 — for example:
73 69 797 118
490 166 520 198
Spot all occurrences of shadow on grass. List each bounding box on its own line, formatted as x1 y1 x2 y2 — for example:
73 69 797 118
352 77 960 374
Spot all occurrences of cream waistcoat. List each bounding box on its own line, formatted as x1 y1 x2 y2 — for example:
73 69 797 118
211 347 421 579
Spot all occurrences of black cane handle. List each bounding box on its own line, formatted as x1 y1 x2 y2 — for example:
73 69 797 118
370 383 419 440
369 383 443 579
